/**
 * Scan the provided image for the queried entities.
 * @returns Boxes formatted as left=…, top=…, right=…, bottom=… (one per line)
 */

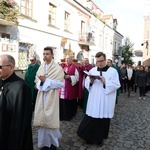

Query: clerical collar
left=0, top=72, right=16, bottom=83
left=97, top=65, right=109, bottom=72
left=30, top=63, right=36, bottom=67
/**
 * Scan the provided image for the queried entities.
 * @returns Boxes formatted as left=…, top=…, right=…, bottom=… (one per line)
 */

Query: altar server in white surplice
left=77, top=52, right=120, bottom=146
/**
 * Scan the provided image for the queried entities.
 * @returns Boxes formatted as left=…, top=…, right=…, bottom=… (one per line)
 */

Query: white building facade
left=0, top=0, right=123, bottom=69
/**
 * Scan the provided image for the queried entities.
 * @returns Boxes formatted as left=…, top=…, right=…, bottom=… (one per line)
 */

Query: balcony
left=0, top=19, right=18, bottom=26
left=113, top=49, right=122, bottom=57
left=78, top=32, right=95, bottom=46
left=113, top=51, right=118, bottom=57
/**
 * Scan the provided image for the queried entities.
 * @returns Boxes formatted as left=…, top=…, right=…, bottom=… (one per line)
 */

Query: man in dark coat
left=0, top=54, right=33, bottom=150
left=126, top=63, right=135, bottom=98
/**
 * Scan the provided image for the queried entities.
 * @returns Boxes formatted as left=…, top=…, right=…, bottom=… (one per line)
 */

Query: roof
left=113, top=19, right=118, bottom=24
left=143, top=58, right=150, bottom=66
left=102, top=14, right=113, bottom=20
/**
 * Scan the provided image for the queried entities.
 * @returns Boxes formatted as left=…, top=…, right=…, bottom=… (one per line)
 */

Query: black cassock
left=0, top=73, right=33, bottom=150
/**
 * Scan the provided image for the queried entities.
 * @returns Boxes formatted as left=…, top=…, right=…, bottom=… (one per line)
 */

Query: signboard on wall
left=2, top=44, right=16, bottom=52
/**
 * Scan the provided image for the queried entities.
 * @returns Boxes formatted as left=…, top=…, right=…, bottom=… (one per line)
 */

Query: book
left=83, top=70, right=101, bottom=79
left=64, top=71, right=67, bottom=75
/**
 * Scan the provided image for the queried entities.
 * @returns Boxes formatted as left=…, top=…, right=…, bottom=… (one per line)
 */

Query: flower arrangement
left=0, top=0, right=19, bottom=23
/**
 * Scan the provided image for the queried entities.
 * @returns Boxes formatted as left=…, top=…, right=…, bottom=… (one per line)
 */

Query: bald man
left=59, top=55, right=79, bottom=121
left=0, top=54, right=33, bottom=150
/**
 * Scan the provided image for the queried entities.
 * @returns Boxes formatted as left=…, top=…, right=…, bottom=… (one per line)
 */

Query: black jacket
left=0, top=73, right=33, bottom=150
left=135, top=71, right=148, bottom=87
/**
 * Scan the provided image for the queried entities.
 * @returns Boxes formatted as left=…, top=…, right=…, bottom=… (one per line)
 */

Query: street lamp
left=115, top=58, right=118, bottom=66
left=141, top=40, right=149, bottom=55
left=121, top=57, right=124, bottom=61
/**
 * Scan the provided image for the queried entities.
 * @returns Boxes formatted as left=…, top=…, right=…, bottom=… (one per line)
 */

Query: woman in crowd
left=135, top=65, right=148, bottom=99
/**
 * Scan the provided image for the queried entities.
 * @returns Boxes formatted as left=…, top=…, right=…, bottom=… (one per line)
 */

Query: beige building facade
left=143, top=0, right=150, bottom=66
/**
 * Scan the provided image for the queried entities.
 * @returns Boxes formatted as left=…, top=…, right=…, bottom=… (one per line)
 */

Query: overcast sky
left=93, top=0, right=145, bottom=50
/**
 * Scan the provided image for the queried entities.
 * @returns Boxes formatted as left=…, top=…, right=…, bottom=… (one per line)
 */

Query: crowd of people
left=0, top=48, right=150, bottom=150
left=119, top=63, right=150, bottom=99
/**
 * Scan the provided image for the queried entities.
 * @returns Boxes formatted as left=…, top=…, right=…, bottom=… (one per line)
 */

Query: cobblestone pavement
left=33, top=91, right=150, bottom=150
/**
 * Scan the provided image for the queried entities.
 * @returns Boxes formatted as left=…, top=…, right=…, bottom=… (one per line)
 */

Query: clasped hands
left=64, top=75, right=71, bottom=80
left=39, top=75, right=47, bottom=82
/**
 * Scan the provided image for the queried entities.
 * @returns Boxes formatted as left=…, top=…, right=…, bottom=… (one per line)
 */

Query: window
left=91, top=31, right=95, bottom=42
left=64, top=11, right=70, bottom=31
left=49, top=3, right=56, bottom=26
left=114, top=41, right=116, bottom=52
left=146, top=30, right=149, bottom=39
left=99, top=35, right=102, bottom=47
left=105, top=37, right=107, bottom=49
left=81, top=21, right=85, bottom=35
left=2, top=33, right=10, bottom=39
left=79, top=21, right=85, bottom=42
left=118, top=43, right=120, bottom=50
left=20, top=0, right=33, bottom=17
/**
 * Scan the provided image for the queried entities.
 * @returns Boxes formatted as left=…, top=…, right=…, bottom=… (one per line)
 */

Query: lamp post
left=141, top=40, right=149, bottom=55
left=121, top=57, right=124, bottom=61
left=115, top=58, right=118, bottom=66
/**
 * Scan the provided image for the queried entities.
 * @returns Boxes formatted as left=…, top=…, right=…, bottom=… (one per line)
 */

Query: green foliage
left=0, top=0, right=19, bottom=23
left=122, top=37, right=134, bottom=64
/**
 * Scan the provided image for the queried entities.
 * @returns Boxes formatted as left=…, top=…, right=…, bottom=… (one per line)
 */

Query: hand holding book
left=83, top=71, right=101, bottom=79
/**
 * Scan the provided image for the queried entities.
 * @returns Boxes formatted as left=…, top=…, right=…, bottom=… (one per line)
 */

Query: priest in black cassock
left=0, top=54, right=33, bottom=150
left=77, top=52, right=120, bottom=146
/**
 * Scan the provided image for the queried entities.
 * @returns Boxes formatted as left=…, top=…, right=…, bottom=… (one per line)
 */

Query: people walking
left=120, top=63, right=127, bottom=93
left=77, top=52, right=120, bottom=146
left=59, top=55, right=79, bottom=121
left=126, top=63, right=135, bottom=98
left=25, top=56, right=40, bottom=111
left=134, top=65, right=140, bottom=93
left=0, top=54, right=33, bottom=150
left=135, top=65, right=148, bottom=99
left=33, top=47, right=64, bottom=150
left=79, top=58, right=93, bottom=112
left=145, top=66, right=150, bottom=93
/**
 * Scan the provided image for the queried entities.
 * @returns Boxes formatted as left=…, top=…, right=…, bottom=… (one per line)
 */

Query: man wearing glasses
left=25, top=56, right=40, bottom=111
left=0, top=54, right=33, bottom=150
left=77, top=52, right=120, bottom=147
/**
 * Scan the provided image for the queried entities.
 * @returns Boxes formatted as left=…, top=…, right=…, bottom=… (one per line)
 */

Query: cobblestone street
left=33, top=91, right=150, bottom=150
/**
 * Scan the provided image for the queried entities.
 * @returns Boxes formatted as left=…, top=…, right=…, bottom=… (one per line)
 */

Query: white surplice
left=85, top=66, right=120, bottom=119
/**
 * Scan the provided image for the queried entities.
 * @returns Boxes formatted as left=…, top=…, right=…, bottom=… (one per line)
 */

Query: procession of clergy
left=4, top=47, right=150, bottom=150
left=30, top=49, right=121, bottom=150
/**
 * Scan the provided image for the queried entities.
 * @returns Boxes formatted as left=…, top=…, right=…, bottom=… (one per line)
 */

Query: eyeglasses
left=96, top=60, right=105, bottom=63
left=30, top=60, right=34, bottom=61
left=0, top=65, right=11, bottom=69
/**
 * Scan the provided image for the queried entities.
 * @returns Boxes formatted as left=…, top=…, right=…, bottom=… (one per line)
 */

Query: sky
left=93, top=0, right=145, bottom=50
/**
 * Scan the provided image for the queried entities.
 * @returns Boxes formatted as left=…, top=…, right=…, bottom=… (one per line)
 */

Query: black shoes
left=98, top=140, right=104, bottom=147
left=40, top=146, right=50, bottom=150
left=86, top=140, right=104, bottom=147
left=40, top=145, right=57, bottom=150
left=86, top=141, right=93, bottom=144
left=50, top=145, right=57, bottom=150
